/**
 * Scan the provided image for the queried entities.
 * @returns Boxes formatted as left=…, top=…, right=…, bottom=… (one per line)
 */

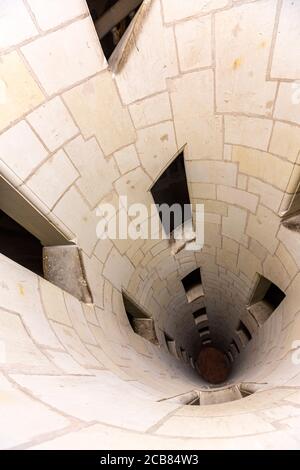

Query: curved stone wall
left=0, top=0, right=300, bottom=449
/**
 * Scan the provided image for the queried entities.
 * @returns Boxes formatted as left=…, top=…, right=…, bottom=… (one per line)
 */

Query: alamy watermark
left=95, top=197, right=204, bottom=251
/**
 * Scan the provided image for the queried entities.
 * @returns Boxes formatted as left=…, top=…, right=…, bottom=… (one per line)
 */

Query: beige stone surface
left=232, top=146, right=293, bottom=192
left=0, top=256, right=62, bottom=349
left=246, top=205, right=279, bottom=254
left=26, top=149, right=78, bottom=209
left=114, top=0, right=167, bottom=104
left=271, top=0, right=300, bottom=79
left=40, top=278, right=72, bottom=326
left=215, top=0, right=277, bottom=115
left=63, top=73, right=135, bottom=156
left=269, top=122, right=300, bottom=163
left=53, top=187, right=98, bottom=256
left=162, top=0, right=229, bottom=23
left=27, top=0, right=87, bottom=31
left=129, top=93, right=172, bottom=129
left=0, top=373, right=69, bottom=449
left=170, top=70, right=223, bottom=159
left=186, top=160, right=237, bottom=186
left=217, top=185, right=258, bottom=213
left=274, top=82, right=300, bottom=125
left=27, top=97, right=79, bottom=152
left=0, top=309, right=58, bottom=374
left=64, top=292, right=97, bottom=345
left=224, top=116, right=273, bottom=151
left=222, top=206, right=247, bottom=244
left=136, top=122, right=177, bottom=178
left=175, top=15, right=212, bottom=72
left=248, top=177, right=283, bottom=213
left=0, top=0, right=37, bottom=50
left=22, top=18, right=106, bottom=95
left=114, top=145, right=140, bottom=175
left=65, top=136, right=119, bottom=207
left=0, top=120, right=48, bottom=179
left=0, top=51, right=44, bottom=131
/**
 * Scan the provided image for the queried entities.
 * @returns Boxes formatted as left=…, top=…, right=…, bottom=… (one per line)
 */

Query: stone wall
left=0, top=0, right=300, bottom=449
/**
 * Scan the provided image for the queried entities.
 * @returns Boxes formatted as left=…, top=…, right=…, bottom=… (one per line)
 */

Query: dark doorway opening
left=151, top=152, right=192, bottom=235
left=87, top=0, right=143, bottom=60
left=0, top=209, right=43, bottom=276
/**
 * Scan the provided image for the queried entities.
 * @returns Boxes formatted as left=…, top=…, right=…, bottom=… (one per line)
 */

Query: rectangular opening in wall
left=0, top=176, right=92, bottom=302
left=247, top=274, right=286, bottom=326
left=236, top=320, right=252, bottom=346
left=122, top=292, right=158, bottom=344
left=151, top=151, right=192, bottom=236
left=87, top=0, right=143, bottom=61
left=0, top=209, right=43, bottom=276
left=181, top=268, right=204, bottom=303
left=231, top=339, right=240, bottom=354
left=192, top=307, right=208, bottom=325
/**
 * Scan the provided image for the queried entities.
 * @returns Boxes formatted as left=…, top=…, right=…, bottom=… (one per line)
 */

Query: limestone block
left=27, top=97, right=78, bottom=152
left=65, top=136, right=119, bottom=208
left=186, top=160, right=237, bottom=186
left=114, top=0, right=167, bottom=104
left=0, top=309, right=59, bottom=374
left=81, top=254, right=104, bottom=308
left=26, top=150, right=79, bottom=209
left=27, top=0, right=87, bottom=31
left=11, top=374, right=180, bottom=432
left=217, top=185, right=258, bottom=213
left=50, top=322, right=101, bottom=368
left=246, top=206, right=279, bottom=254
left=93, top=238, right=113, bottom=264
left=155, top=413, right=274, bottom=438
left=161, top=0, right=229, bottom=23
left=135, top=122, right=177, bottom=178
left=190, top=183, right=216, bottom=200
left=64, top=292, right=97, bottom=345
left=39, top=278, right=72, bottom=326
left=0, top=120, right=48, bottom=180
left=175, top=15, right=212, bottom=72
left=163, top=27, right=179, bottom=78
left=277, top=225, right=300, bottom=268
left=114, top=167, right=153, bottom=206
left=222, top=206, right=247, bottom=244
left=217, top=248, right=238, bottom=274
left=215, top=0, right=277, bottom=115
left=129, top=93, right=172, bottom=129
left=169, top=70, right=223, bottom=159
left=263, top=255, right=289, bottom=292
left=0, top=373, right=68, bottom=449
left=274, top=82, right=300, bottom=125
left=249, top=239, right=268, bottom=262
left=45, top=350, right=90, bottom=375
left=276, top=243, right=298, bottom=279
left=223, top=237, right=239, bottom=254
left=0, top=51, right=44, bottom=132
left=0, top=256, right=62, bottom=349
left=53, top=187, right=98, bottom=256
left=248, top=177, right=283, bottom=213
left=224, top=116, right=273, bottom=151
left=232, top=146, right=293, bottom=191
left=22, top=18, right=106, bottom=95
left=0, top=0, right=37, bottom=49
left=271, top=0, right=300, bottom=79
left=103, top=248, right=134, bottom=291
left=237, top=174, right=247, bottom=190
left=63, top=73, right=135, bottom=156
left=114, top=144, right=139, bottom=175
left=269, top=122, right=300, bottom=163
